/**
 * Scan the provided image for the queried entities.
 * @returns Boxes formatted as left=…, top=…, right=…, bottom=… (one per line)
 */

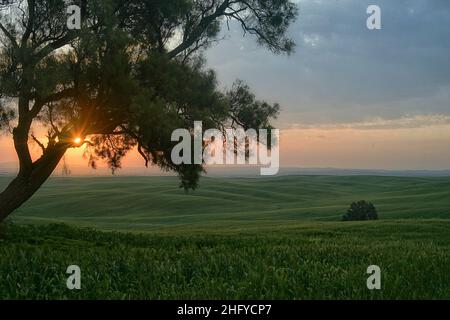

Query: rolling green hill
left=1, top=175, right=449, bottom=299
left=1, top=175, right=450, bottom=231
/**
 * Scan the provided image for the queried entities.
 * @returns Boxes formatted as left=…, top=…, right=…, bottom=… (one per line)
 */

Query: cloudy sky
left=204, top=0, right=450, bottom=170
left=207, top=0, right=450, bottom=127
left=1, top=0, right=450, bottom=172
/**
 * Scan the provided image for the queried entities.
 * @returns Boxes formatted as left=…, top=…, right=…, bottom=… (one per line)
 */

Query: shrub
left=343, top=200, right=378, bottom=221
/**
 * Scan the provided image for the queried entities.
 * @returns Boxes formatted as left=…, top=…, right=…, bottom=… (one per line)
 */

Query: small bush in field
left=343, top=200, right=378, bottom=221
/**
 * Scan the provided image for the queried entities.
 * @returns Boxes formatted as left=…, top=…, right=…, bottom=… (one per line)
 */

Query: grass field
left=3, top=175, right=450, bottom=231
left=0, top=175, right=449, bottom=299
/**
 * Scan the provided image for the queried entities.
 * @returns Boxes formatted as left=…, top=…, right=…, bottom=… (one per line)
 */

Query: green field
left=4, top=175, right=450, bottom=230
left=0, top=175, right=449, bottom=299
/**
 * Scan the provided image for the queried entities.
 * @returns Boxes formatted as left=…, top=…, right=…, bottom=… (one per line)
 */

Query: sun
left=73, top=137, right=82, bottom=145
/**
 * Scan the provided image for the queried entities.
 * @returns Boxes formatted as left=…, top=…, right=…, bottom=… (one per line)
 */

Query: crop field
left=0, top=176, right=449, bottom=299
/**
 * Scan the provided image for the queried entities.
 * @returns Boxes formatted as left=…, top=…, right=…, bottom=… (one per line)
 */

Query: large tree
left=0, top=0, right=297, bottom=221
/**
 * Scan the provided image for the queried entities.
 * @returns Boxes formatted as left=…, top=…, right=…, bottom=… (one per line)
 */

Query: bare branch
left=0, top=21, right=18, bottom=50
left=31, top=133, right=46, bottom=152
left=34, top=32, right=77, bottom=62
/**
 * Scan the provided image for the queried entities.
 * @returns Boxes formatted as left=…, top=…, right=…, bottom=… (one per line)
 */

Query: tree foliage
left=0, top=0, right=298, bottom=220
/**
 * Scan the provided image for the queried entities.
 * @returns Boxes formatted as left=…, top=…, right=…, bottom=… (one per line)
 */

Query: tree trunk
left=0, top=144, right=68, bottom=222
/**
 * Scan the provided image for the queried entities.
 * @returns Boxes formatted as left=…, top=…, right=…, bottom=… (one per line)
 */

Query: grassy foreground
left=1, top=220, right=449, bottom=299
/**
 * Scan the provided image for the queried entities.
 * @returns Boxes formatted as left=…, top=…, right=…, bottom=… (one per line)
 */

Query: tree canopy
left=0, top=0, right=298, bottom=220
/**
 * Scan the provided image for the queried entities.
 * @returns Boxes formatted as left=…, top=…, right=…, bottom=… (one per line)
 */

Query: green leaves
left=227, top=80, right=280, bottom=131
left=0, top=0, right=298, bottom=191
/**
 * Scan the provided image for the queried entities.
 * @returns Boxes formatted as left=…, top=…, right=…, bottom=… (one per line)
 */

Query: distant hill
left=1, top=161, right=450, bottom=177
left=0, top=162, right=18, bottom=175
left=3, top=175, right=450, bottom=231
left=277, top=167, right=450, bottom=177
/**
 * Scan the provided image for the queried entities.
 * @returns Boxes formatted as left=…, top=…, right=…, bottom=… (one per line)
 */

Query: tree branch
left=31, top=133, right=46, bottom=153
left=0, top=21, right=18, bottom=50
left=21, top=0, right=36, bottom=46
left=167, top=0, right=230, bottom=59
left=31, top=88, right=76, bottom=117
left=34, top=32, right=78, bottom=62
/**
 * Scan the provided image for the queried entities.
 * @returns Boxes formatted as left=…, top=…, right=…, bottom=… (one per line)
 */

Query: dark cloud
left=206, top=0, right=450, bottom=127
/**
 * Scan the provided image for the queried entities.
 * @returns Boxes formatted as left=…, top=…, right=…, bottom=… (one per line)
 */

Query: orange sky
left=1, top=117, right=450, bottom=175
